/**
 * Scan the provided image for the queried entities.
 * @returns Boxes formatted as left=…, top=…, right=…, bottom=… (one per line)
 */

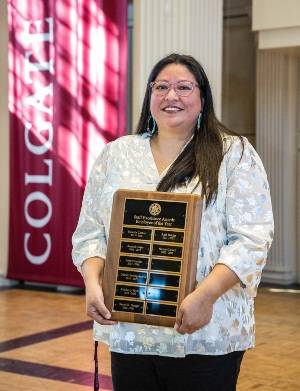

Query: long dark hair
left=136, top=53, right=243, bottom=206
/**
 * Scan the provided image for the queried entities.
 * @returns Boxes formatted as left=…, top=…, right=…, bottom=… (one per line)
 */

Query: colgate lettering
left=23, top=17, right=54, bottom=265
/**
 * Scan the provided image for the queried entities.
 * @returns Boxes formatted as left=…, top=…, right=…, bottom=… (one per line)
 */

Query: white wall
left=253, top=0, right=300, bottom=49
left=253, top=0, right=300, bottom=31
left=0, top=0, right=9, bottom=278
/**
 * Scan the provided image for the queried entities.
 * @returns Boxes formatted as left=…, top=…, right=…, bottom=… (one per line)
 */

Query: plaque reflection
left=149, top=273, right=180, bottom=288
left=146, top=287, right=178, bottom=302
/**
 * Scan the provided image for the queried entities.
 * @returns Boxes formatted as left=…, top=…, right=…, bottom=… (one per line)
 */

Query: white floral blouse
left=72, top=133, right=274, bottom=357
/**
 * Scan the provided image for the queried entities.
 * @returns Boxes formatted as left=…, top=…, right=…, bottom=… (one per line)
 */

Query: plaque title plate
left=103, top=190, right=203, bottom=327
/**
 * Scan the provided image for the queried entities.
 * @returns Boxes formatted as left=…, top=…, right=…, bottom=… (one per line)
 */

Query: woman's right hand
left=85, top=282, right=117, bottom=325
left=82, top=257, right=117, bottom=325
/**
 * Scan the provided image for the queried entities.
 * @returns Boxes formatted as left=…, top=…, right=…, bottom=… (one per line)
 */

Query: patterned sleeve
left=217, top=138, right=274, bottom=297
left=71, top=144, right=110, bottom=273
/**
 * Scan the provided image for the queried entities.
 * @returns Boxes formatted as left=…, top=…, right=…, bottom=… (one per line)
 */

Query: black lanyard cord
left=94, top=341, right=100, bottom=390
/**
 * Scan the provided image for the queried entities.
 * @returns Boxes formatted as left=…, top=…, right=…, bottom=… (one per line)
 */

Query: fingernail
left=105, top=313, right=111, bottom=319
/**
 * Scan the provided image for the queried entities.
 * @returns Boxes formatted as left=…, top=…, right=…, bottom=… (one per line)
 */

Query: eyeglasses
left=150, top=80, right=199, bottom=97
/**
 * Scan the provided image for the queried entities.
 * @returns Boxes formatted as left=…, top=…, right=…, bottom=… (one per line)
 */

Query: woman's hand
left=81, top=257, right=117, bottom=325
left=174, top=264, right=240, bottom=334
left=85, top=281, right=117, bottom=325
left=174, top=288, right=214, bottom=334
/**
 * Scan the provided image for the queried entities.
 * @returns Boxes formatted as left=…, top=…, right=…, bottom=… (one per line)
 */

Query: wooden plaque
left=102, top=189, right=203, bottom=327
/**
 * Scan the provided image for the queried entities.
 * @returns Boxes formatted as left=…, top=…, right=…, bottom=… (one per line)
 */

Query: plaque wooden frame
left=102, top=189, right=203, bottom=327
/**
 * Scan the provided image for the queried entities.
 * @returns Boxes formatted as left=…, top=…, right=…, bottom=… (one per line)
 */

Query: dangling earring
left=147, top=114, right=157, bottom=135
left=197, top=112, right=202, bottom=130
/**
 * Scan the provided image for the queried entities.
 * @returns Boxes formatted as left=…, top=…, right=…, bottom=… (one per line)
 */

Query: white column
left=133, top=0, right=223, bottom=128
left=0, top=0, right=10, bottom=282
left=256, top=50, right=299, bottom=284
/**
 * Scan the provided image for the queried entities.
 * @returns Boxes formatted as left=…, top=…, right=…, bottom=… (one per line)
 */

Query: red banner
left=8, top=0, right=127, bottom=286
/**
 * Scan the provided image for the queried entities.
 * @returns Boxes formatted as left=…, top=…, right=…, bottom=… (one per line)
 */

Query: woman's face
left=150, top=63, right=202, bottom=136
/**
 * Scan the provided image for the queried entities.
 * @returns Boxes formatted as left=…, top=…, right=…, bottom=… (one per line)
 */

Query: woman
left=72, top=53, right=273, bottom=391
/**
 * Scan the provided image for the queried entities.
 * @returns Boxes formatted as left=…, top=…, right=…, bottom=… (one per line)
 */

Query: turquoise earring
left=197, top=113, right=202, bottom=130
left=147, top=115, right=157, bottom=135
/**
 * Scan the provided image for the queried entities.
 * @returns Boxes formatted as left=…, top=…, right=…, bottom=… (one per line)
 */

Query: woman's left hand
left=174, top=264, right=240, bottom=334
left=174, top=287, right=214, bottom=334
